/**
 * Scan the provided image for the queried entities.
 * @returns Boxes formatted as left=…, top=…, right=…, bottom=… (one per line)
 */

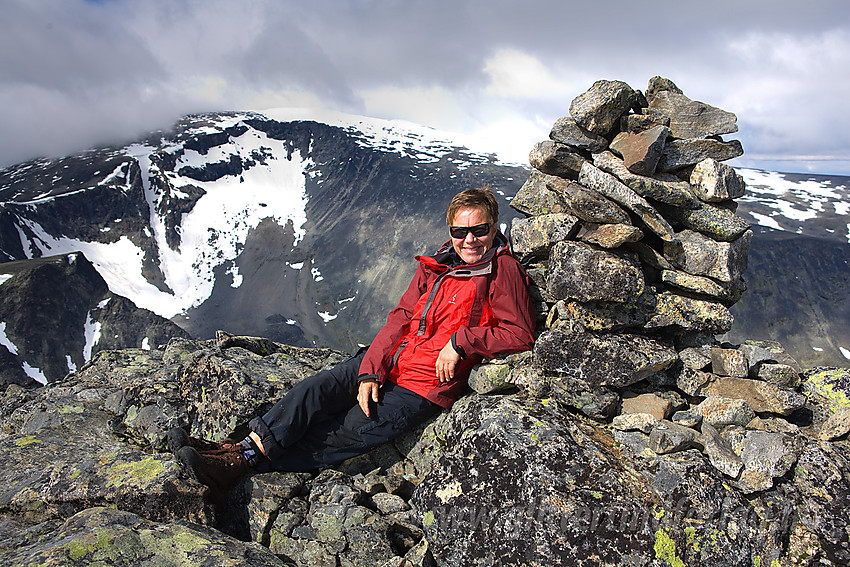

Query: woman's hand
left=436, top=341, right=461, bottom=382
left=357, top=378, right=380, bottom=417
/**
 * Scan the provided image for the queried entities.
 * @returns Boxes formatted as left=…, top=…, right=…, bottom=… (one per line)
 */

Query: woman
left=173, top=186, right=536, bottom=495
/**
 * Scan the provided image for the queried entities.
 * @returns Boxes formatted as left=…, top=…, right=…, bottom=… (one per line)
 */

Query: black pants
left=248, top=350, right=440, bottom=472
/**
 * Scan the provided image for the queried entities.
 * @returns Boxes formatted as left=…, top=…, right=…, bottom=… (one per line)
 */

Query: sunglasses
left=449, top=223, right=491, bottom=239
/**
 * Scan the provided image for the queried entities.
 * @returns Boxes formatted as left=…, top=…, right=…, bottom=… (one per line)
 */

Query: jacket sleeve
left=454, top=254, right=536, bottom=358
left=358, top=263, right=429, bottom=382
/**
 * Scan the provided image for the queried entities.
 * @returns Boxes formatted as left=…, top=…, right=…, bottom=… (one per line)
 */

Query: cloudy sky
left=2, top=0, right=849, bottom=174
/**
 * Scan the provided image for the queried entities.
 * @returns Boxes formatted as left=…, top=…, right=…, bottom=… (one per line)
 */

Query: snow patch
left=0, top=274, right=12, bottom=286
left=142, top=337, right=151, bottom=350
left=288, top=262, right=305, bottom=270
left=840, top=347, right=850, bottom=361
left=83, top=312, right=102, bottom=362
left=312, top=267, right=324, bottom=282
left=66, top=355, right=77, bottom=373
left=22, top=362, right=47, bottom=385
left=318, top=311, right=338, bottom=323
left=0, top=322, right=19, bottom=355
left=227, top=264, right=243, bottom=288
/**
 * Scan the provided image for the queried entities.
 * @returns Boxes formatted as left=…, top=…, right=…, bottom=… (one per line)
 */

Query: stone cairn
left=477, top=76, right=846, bottom=494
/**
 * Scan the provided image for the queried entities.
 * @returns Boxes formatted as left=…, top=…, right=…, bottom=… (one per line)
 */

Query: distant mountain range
left=0, top=110, right=847, bottom=384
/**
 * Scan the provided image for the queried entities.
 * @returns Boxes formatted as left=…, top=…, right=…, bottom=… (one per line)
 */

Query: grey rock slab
left=736, top=430, right=801, bottom=494
left=575, top=222, right=643, bottom=248
left=612, top=412, right=659, bottom=433
left=569, top=79, right=636, bottom=135
left=549, top=116, right=609, bottom=152
left=593, top=150, right=700, bottom=209
left=657, top=138, right=744, bottom=172
left=699, top=377, right=807, bottom=416
left=578, top=162, right=675, bottom=241
left=700, top=423, right=744, bottom=478
left=711, top=347, right=749, bottom=377
left=657, top=200, right=751, bottom=242
left=648, top=89, right=738, bottom=139
left=820, top=406, right=850, bottom=441
left=648, top=419, right=697, bottom=454
left=533, top=326, right=677, bottom=388
left=529, top=141, right=586, bottom=180
left=643, top=289, right=734, bottom=334
left=663, top=228, right=752, bottom=283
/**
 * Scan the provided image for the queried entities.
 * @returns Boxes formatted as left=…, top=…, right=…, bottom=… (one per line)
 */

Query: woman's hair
left=446, top=185, right=499, bottom=225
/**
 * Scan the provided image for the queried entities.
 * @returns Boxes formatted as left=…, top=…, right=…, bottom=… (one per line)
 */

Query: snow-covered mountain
left=1, top=109, right=848, bottom=383
left=0, top=110, right=528, bottom=382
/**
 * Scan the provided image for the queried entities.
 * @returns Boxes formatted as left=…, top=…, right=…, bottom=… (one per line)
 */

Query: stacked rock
left=503, top=76, right=814, bottom=492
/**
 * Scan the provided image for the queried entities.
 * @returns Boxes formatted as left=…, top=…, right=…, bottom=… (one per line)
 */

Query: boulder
left=736, top=430, right=802, bottom=494
left=644, top=289, right=735, bottom=334
left=533, top=326, right=677, bottom=388
left=0, top=507, right=288, bottom=566
left=648, top=90, right=738, bottom=139
left=657, top=138, right=744, bottom=172
left=692, top=396, right=756, bottom=428
left=510, top=213, right=579, bottom=261
left=700, top=423, right=743, bottom=478
left=579, top=162, right=675, bottom=241
left=575, top=222, right=643, bottom=249
left=648, top=420, right=697, bottom=454
left=620, top=109, right=671, bottom=133
left=510, top=170, right=573, bottom=216
left=620, top=391, right=672, bottom=420
left=609, top=125, right=670, bottom=176
left=690, top=158, right=747, bottom=202
left=819, top=406, right=850, bottom=441
left=711, top=347, right=749, bottom=377
left=612, top=412, right=659, bottom=433
left=660, top=269, right=745, bottom=304
left=569, top=79, right=636, bottom=135
left=546, top=240, right=645, bottom=304
left=529, top=141, right=586, bottom=180
left=699, top=377, right=807, bottom=416
left=664, top=229, right=752, bottom=283
left=645, top=76, right=683, bottom=101
left=549, top=116, right=609, bottom=152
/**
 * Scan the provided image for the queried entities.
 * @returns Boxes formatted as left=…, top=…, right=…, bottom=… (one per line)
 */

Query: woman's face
left=450, top=207, right=497, bottom=264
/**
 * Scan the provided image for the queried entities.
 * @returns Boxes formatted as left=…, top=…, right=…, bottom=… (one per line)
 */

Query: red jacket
left=358, top=234, right=536, bottom=408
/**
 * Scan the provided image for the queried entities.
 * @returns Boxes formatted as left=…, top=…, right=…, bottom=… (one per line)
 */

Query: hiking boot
left=167, top=426, right=239, bottom=456
left=176, top=445, right=248, bottom=494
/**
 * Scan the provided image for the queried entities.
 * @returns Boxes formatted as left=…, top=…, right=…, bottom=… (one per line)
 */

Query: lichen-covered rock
left=533, top=326, right=677, bottom=388
left=510, top=213, right=579, bottom=261
left=575, top=222, right=642, bottom=249
left=699, top=377, right=807, bottom=416
left=664, top=228, right=752, bottom=284
left=0, top=506, right=289, bottom=566
left=593, top=150, right=700, bottom=209
left=546, top=240, right=645, bottom=304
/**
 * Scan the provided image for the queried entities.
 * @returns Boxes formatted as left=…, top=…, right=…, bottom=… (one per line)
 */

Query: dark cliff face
left=0, top=253, right=189, bottom=385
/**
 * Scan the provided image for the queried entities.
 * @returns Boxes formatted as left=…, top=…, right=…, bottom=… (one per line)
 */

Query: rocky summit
left=2, top=77, right=850, bottom=567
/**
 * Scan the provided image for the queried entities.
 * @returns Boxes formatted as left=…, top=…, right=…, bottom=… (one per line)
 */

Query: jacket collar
left=419, top=232, right=509, bottom=271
